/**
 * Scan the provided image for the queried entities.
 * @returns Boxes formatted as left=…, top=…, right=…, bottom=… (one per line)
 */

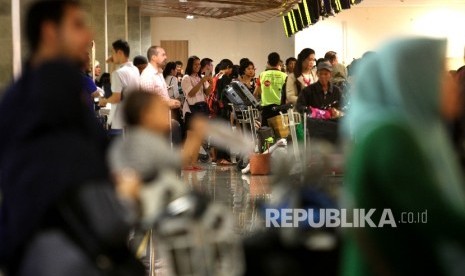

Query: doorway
left=161, top=40, right=189, bottom=70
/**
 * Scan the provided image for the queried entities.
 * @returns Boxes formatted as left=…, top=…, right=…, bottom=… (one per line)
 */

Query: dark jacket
left=0, top=60, right=143, bottom=275
left=296, top=81, right=341, bottom=112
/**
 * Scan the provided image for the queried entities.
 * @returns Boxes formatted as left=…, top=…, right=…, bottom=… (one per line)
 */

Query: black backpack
left=280, top=76, right=288, bottom=105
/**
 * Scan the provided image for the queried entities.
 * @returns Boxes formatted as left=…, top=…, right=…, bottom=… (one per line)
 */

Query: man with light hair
left=140, top=46, right=182, bottom=145
left=140, top=46, right=181, bottom=110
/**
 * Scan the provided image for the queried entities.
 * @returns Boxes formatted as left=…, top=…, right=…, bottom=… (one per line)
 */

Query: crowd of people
left=3, top=0, right=465, bottom=275
left=86, top=38, right=353, bottom=167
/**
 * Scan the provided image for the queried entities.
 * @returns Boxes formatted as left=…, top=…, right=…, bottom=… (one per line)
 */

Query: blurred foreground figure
left=342, top=38, right=465, bottom=276
left=0, top=1, right=144, bottom=275
left=108, top=92, right=245, bottom=275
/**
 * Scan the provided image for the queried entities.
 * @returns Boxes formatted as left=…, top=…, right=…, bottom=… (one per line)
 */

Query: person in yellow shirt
left=254, top=52, right=287, bottom=126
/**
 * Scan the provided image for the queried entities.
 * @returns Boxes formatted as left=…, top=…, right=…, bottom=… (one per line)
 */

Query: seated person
left=297, top=62, right=342, bottom=143
left=296, top=61, right=342, bottom=114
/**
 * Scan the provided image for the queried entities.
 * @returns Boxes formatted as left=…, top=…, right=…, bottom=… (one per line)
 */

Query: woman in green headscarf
left=342, top=38, right=465, bottom=276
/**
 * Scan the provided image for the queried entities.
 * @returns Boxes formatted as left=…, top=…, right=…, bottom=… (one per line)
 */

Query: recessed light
left=186, top=15, right=194, bottom=19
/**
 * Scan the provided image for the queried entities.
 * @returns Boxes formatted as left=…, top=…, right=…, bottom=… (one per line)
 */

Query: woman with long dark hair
left=286, top=48, right=317, bottom=105
left=163, top=61, right=180, bottom=100
left=164, top=61, right=182, bottom=123
left=181, top=56, right=212, bottom=129
left=180, top=56, right=213, bottom=170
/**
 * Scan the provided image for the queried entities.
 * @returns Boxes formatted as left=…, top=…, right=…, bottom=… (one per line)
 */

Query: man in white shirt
left=140, top=46, right=181, bottom=109
left=99, top=39, right=140, bottom=137
left=140, top=46, right=182, bottom=145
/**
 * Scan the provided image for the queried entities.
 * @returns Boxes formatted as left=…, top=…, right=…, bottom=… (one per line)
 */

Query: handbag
left=58, top=182, right=145, bottom=275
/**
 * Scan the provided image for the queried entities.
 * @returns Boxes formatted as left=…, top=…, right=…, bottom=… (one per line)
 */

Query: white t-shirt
left=109, top=62, right=140, bottom=130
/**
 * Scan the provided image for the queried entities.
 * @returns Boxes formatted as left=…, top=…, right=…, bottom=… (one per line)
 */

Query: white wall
left=295, top=3, right=465, bottom=69
left=151, top=17, right=294, bottom=73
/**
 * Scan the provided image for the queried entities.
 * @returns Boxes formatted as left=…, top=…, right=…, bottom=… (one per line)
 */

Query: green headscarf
left=343, top=37, right=465, bottom=210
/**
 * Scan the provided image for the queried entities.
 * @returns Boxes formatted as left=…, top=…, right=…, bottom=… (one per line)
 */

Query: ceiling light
left=186, top=15, right=194, bottom=19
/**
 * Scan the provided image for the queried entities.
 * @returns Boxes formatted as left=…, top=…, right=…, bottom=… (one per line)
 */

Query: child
left=108, top=91, right=208, bottom=271
left=108, top=91, right=206, bottom=203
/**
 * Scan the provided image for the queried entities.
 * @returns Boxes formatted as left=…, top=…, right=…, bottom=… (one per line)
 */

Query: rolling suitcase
left=223, top=81, right=260, bottom=108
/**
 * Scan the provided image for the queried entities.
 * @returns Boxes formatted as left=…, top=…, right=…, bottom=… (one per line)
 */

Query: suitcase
left=224, top=85, right=246, bottom=106
left=224, top=81, right=260, bottom=108
left=307, top=118, right=339, bottom=144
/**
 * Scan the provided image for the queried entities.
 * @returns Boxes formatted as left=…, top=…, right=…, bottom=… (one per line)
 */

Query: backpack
left=280, top=76, right=288, bottom=105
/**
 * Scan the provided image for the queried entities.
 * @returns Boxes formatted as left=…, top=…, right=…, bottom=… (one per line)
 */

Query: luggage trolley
left=224, top=81, right=261, bottom=148
left=237, top=106, right=260, bottom=147
left=271, top=104, right=304, bottom=164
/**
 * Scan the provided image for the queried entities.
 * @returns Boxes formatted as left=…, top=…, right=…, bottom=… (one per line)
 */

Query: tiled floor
left=182, top=164, right=272, bottom=235
left=181, top=164, right=343, bottom=235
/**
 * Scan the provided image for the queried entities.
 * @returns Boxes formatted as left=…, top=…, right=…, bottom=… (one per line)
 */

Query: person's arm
left=184, top=76, right=211, bottom=98
left=83, top=75, right=103, bottom=98
left=254, top=77, right=262, bottom=99
left=204, top=79, right=213, bottom=96
left=168, top=99, right=181, bottom=109
left=99, top=92, right=121, bottom=106
left=354, top=123, right=465, bottom=238
left=91, top=87, right=104, bottom=98
left=286, top=74, right=298, bottom=105
left=167, top=76, right=176, bottom=99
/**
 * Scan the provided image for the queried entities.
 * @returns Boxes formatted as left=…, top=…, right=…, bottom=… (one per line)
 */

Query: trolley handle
left=280, top=111, right=302, bottom=127
left=272, top=104, right=293, bottom=113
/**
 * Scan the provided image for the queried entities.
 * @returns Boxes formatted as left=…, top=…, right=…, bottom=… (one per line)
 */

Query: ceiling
left=127, top=0, right=301, bottom=23
left=356, top=0, right=465, bottom=6
left=128, top=0, right=465, bottom=22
